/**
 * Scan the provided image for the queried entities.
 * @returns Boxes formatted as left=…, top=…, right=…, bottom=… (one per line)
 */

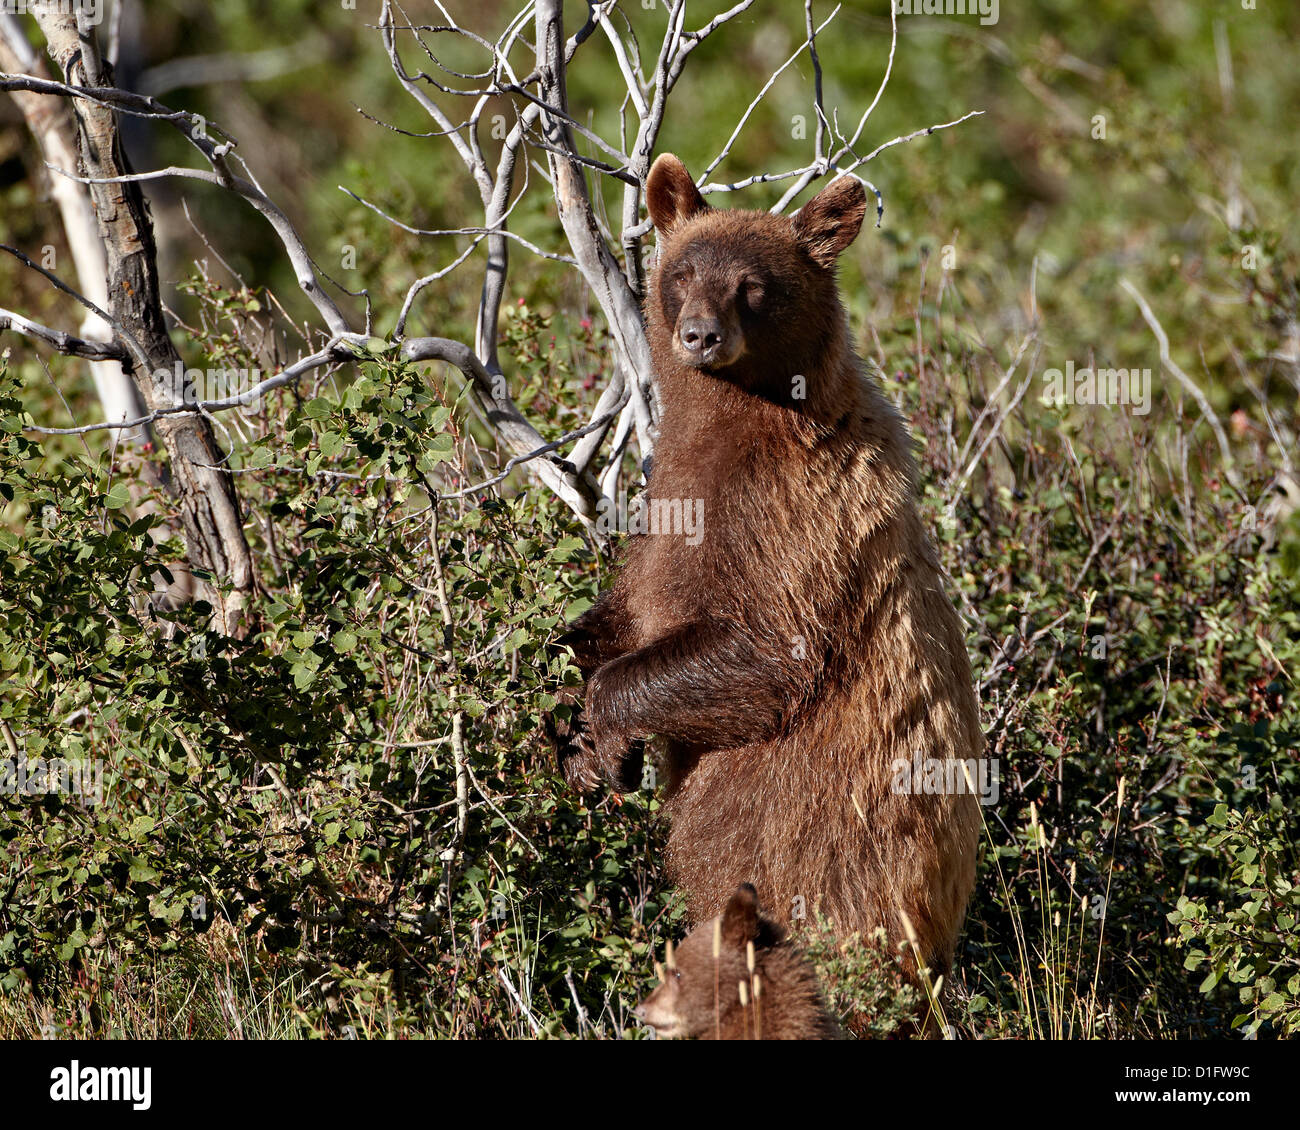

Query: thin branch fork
left=401, top=336, right=606, bottom=526
left=1, top=242, right=149, bottom=368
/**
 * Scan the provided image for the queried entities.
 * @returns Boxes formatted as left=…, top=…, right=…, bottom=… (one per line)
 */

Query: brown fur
left=636, top=884, right=843, bottom=1040
left=552, top=154, right=983, bottom=986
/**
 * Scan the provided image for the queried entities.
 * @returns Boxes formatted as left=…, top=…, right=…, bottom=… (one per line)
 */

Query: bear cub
left=636, top=883, right=843, bottom=1040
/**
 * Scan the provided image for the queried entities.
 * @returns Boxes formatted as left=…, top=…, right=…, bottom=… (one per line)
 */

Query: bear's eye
left=740, top=277, right=766, bottom=308
left=671, top=268, right=693, bottom=290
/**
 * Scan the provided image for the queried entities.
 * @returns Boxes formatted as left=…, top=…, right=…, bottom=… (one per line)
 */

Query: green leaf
left=128, top=859, right=159, bottom=884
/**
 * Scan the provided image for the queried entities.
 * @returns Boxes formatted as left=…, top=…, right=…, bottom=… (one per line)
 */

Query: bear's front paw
left=559, top=734, right=606, bottom=793
left=544, top=695, right=602, bottom=793
left=555, top=723, right=644, bottom=794
left=583, top=665, right=646, bottom=793
left=584, top=724, right=645, bottom=794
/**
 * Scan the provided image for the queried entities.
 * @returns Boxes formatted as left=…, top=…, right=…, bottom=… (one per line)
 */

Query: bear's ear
left=646, top=153, right=708, bottom=235
left=792, top=176, right=868, bottom=268
left=720, top=883, right=762, bottom=948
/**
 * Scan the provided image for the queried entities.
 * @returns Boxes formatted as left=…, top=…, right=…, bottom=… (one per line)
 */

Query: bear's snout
left=675, top=313, right=741, bottom=370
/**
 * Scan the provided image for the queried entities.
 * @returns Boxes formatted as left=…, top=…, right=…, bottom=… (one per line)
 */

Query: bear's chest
left=621, top=434, right=816, bottom=643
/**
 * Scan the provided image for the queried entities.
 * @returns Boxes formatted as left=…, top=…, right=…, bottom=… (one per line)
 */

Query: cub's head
left=634, top=883, right=785, bottom=1039
left=645, top=153, right=867, bottom=384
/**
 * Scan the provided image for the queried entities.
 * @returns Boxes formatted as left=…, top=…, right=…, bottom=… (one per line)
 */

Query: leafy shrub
left=1171, top=803, right=1300, bottom=1038
left=0, top=352, right=671, bottom=1038
left=801, top=920, right=920, bottom=1039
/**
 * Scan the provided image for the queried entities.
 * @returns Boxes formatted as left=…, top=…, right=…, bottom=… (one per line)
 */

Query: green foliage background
left=0, top=0, right=1297, bottom=1038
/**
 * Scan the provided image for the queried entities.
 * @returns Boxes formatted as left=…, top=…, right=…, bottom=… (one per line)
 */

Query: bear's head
left=644, top=153, right=867, bottom=392
left=634, top=883, right=785, bottom=1039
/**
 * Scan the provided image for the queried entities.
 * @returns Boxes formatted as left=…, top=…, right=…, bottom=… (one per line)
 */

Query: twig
left=23, top=338, right=365, bottom=434
left=429, top=503, right=469, bottom=853
left=437, top=411, right=619, bottom=500
left=497, top=966, right=542, bottom=1036
left=1119, top=277, right=1245, bottom=496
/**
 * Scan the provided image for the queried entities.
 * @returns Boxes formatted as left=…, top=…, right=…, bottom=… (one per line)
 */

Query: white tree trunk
left=0, top=12, right=146, bottom=441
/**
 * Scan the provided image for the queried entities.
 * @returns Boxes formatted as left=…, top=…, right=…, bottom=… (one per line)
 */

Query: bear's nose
left=679, top=316, right=724, bottom=360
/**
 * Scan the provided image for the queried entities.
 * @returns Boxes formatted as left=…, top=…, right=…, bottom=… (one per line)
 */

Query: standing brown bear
left=552, top=154, right=984, bottom=988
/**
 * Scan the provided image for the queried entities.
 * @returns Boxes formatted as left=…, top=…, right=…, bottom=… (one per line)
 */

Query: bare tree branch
left=700, top=4, right=841, bottom=184
left=21, top=338, right=365, bottom=435
left=0, top=308, right=128, bottom=364
left=0, top=70, right=351, bottom=336
left=438, top=411, right=621, bottom=501
left=0, top=242, right=147, bottom=365
left=1120, top=277, right=1246, bottom=497
left=401, top=336, right=606, bottom=527
left=533, top=0, right=654, bottom=448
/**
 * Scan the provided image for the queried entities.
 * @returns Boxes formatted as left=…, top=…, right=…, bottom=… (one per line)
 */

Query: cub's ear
left=720, top=883, right=762, bottom=948
left=646, top=153, right=708, bottom=235
left=792, top=175, right=868, bottom=268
